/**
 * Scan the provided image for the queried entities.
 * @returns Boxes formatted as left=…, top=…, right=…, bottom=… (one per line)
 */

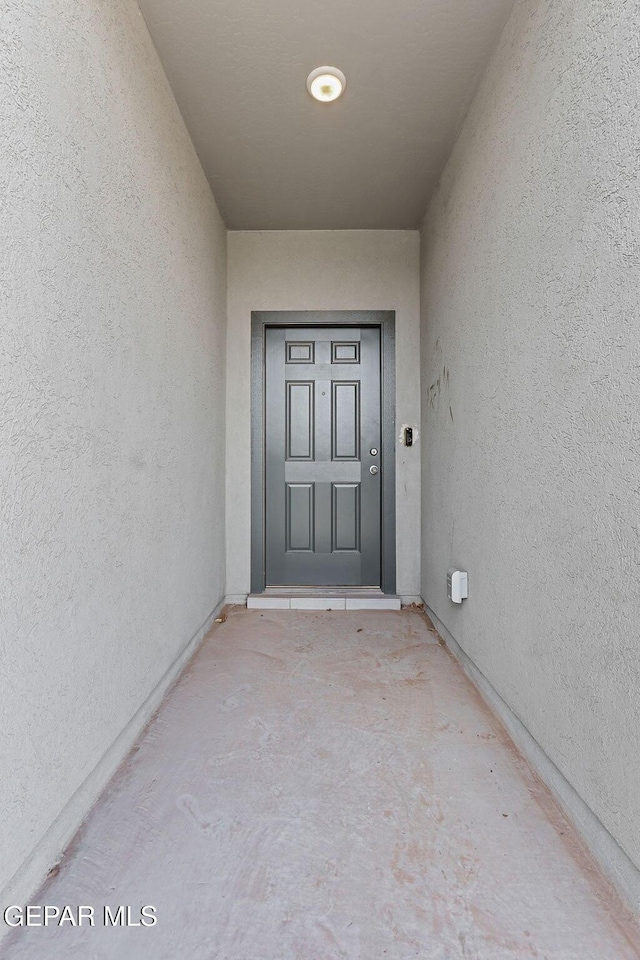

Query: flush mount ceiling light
left=306, top=66, right=346, bottom=103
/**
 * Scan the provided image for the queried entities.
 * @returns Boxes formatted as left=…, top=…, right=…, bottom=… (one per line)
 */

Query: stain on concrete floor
left=3, top=607, right=639, bottom=959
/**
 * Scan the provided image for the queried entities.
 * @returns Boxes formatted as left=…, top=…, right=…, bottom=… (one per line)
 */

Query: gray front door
left=265, top=326, right=381, bottom=586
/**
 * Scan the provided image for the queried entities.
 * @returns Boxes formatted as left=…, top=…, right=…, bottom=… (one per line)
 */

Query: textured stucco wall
left=421, top=0, right=640, bottom=870
left=0, top=0, right=227, bottom=896
left=226, top=231, right=421, bottom=601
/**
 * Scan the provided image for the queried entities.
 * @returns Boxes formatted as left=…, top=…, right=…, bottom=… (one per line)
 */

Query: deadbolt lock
left=369, top=465, right=379, bottom=475
left=370, top=447, right=378, bottom=456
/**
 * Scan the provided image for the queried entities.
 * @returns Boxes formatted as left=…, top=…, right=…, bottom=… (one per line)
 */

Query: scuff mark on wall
left=426, top=365, right=452, bottom=423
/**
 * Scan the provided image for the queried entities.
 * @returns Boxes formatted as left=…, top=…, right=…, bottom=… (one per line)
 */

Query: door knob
left=369, top=465, right=379, bottom=475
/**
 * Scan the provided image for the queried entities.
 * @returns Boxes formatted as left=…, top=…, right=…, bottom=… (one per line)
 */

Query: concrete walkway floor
left=3, top=607, right=639, bottom=959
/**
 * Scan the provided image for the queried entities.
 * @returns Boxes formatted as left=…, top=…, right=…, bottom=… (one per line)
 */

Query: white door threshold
left=247, top=594, right=402, bottom=611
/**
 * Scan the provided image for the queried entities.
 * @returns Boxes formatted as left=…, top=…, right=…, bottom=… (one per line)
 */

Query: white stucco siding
left=0, top=0, right=227, bottom=898
left=226, top=230, right=421, bottom=602
left=420, top=0, right=640, bottom=870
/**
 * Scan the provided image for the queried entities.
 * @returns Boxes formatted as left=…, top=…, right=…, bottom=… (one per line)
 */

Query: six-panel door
left=265, top=326, right=381, bottom=586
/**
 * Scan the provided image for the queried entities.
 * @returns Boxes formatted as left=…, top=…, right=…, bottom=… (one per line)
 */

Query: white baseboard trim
left=0, top=596, right=226, bottom=927
left=247, top=594, right=401, bottom=611
left=228, top=593, right=423, bottom=609
left=224, top=593, right=248, bottom=605
left=424, top=603, right=640, bottom=916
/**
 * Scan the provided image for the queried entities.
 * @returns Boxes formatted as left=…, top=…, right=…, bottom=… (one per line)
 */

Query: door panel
left=332, top=483, right=360, bottom=552
left=286, top=382, right=314, bottom=460
left=265, top=326, right=381, bottom=586
left=332, top=382, right=360, bottom=460
left=286, top=483, right=314, bottom=551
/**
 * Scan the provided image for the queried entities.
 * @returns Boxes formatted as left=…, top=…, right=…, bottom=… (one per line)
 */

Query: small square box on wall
left=447, top=570, right=468, bottom=604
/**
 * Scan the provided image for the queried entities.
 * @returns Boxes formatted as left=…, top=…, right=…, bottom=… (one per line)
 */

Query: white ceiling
left=138, top=0, right=516, bottom=230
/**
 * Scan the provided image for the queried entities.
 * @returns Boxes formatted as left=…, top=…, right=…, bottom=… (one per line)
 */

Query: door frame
left=250, top=310, right=396, bottom=595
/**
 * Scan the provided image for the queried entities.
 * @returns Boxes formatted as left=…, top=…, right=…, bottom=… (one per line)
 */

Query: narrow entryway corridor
left=3, top=608, right=637, bottom=960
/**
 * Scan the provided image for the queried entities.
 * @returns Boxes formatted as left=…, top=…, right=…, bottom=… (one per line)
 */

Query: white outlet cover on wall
left=447, top=570, right=468, bottom=603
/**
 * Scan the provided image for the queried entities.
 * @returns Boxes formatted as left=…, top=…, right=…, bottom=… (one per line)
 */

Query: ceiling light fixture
left=306, top=66, right=346, bottom=103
